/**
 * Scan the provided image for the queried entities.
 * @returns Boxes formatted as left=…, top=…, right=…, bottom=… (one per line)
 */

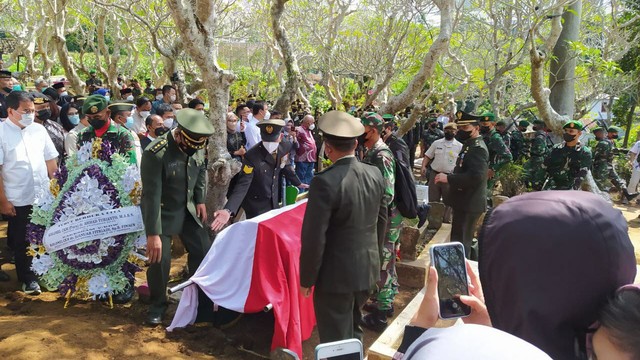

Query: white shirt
left=243, top=114, right=262, bottom=149
left=630, top=141, right=640, bottom=155
left=131, top=109, right=148, bottom=134
left=0, top=120, right=58, bottom=206
left=64, top=122, right=87, bottom=157
left=425, top=137, right=462, bottom=174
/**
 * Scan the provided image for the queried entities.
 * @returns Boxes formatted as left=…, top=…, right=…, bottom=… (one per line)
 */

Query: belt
left=430, top=168, right=450, bottom=175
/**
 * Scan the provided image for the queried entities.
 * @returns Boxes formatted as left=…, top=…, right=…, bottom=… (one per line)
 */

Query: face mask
left=610, top=134, right=619, bottom=139
left=169, top=95, right=177, bottom=102
left=480, top=126, right=491, bottom=134
left=139, top=111, right=150, bottom=119
left=429, top=123, right=437, bottom=128
left=125, top=116, right=134, bottom=129
left=262, top=141, right=279, bottom=154
left=163, top=118, right=174, bottom=129
left=3, top=87, right=13, bottom=93
left=156, top=95, right=163, bottom=101
left=457, top=129, right=472, bottom=141
left=444, top=132, right=455, bottom=140
left=126, top=95, right=134, bottom=101
left=88, top=117, right=107, bottom=129
left=104, top=95, right=111, bottom=102
left=12, top=85, right=22, bottom=91
left=199, top=110, right=205, bottom=115
left=264, top=110, right=271, bottom=120
left=179, top=142, right=197, bottom=156
left=309, top=124, right=316, bottom=131
left=68, top=114, right=80, bottom=125
left=36, top=109, right=52, bottom=120
left=19, top=113, right=35, bottom=127
left=60, top=91, right=68, bottom=97
left=532, top=126, right=541, bottom=131
left=154, top=127, right=168, bottom=137
left=563, top=133, right=577, bottom=142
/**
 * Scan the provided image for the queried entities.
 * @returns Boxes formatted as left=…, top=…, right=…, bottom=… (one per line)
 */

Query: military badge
left=90, top=105, right=98, bottom=114
left=243, top=164, right=254, bottom=174
left=266, top=125, right=274, bottom=134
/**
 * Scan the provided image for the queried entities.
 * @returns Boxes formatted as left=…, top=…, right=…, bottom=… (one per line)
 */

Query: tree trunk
left=623, top=95, right=638, bottom=147
left=166, top=0, right=238, bottom=231
left=549, top=0, right=582, bottom=119
left=271, top=0, right=301, bottom=114
left=380, top=0, right=454, bottom=115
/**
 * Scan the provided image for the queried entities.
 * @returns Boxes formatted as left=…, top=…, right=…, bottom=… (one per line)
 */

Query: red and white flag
left=168, top=200, right=316, bottom=357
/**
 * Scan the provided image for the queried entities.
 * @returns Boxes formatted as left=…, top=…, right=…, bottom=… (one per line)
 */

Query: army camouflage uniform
left=421, top=126, right=444, bottom=154
left=510, top=129, right=528, bottom=162
left=543, top=142, right=593, bottom=190
left=523, top=130, right=549, bottom=190
left=499, top=131, right=511, bottom=150
left=78, top=122, right=137, bottom=165
left=592, top=138, right=627, bottom=191
left=483, top=129, right=512, bottom=192
left=363, top=139, right=401, bottom=312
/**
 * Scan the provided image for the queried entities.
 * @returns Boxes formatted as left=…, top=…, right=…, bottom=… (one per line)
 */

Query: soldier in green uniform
left=140, top=108, right=214, bottom=325
left=479, top=113, right=512, bottom=195
left=592, top=126, right=638, bottom=200
left=523, top=119, right=550, bottom=190
left=495, top=120, right=511, bottom=149
left=79, top=95, right=136, bottom=164
left=543, top=120, right=592, bottom=190
left=360, top=113, right=402, bottom=332
left=510, top=120, right=529, bottom=162
left=435, top=111, right=488, bottom=259
left=421, top=117, right=444, bottom=158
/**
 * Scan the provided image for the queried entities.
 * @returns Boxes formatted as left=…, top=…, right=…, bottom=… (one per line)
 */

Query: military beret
left=319, top=110, right=364, bottom=139
left=518, top=120, right=530, bottom=127
left=532, top=119, right=546, bottom=126
left=592, top=126, right=604, bottom=133
left=29, top=92, right=50, bottom=105
left=496, top=120, right=507, bottom=126
left=361, top=112, right=384, bottom=130
left=257, top=118, right=286, bottom=142
left=0, top=70, right=11, bottom=79
left=52, top=82, right=65, bottom=90
left=426, top=117, right=437, bottom=123
left=120, top=88, right=132, bottom=95
left=563, top=120, right=584, bottom=131
left=444, top=122, right=457, bottom=130
left=82, top=95, right=109, bottom=115
left=382, top=113, right=395, bottom=121
left=455, top=110, right=481, bottom=125
left=480, top=112, right=496, bottom=122
left=90, top=69, right=97, bottom=74
left=607, top=126, right=622, bottom=133
left=176, top=108, right=215, bottom=148
left=107, top=102, right=134, bottom=113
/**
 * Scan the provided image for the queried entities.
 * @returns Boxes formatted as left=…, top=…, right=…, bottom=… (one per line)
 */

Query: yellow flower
left=91, top=138, right=103, bottom=159
left=129, top=181, right=142, bottom=206
left=49, top=179, right=60, bottom=198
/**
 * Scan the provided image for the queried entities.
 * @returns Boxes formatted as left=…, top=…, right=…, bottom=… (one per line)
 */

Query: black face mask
left=357, top=133, right=367, bottom=148
left=480, top=126, right=491, bottom=134
left=155, top=127, right=168, bottom=137
left=457, top=129, right=472, bottom=141
left=36, top=109, right=52, bottom=120
left=88, top=117, right=107, bottom=129
left=429, top=123, right=437, bottom=129
left=444, top=132, right=455, bottom=140
left=563, top=133, right=577, bottom=142
left=610, top=134, right=619, bottom=140
left=2, top=87, right=12, bottom=93
left=532, top=126, right=541, bottom=132
left=179, top=143, right=197, bottom=156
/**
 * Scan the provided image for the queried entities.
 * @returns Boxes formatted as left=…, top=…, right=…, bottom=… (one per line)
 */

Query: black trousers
left=314, top=289, right=369, bottom=348
left=450, top=210, right=483, bottom=259
left=7, top=205, right=36, bottom=283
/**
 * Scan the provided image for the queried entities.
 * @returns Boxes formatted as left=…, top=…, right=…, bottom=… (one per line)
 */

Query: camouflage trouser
left=375, top=207, right=403, bottom=311
left=593, top=163, right=610, bottom=191
left=523, top=157, right=546, bottom=191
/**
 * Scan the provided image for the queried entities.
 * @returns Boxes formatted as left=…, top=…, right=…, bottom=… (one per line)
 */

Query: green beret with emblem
left=480, top=112, right=496, bottom=123
left=257, top=118, right=286, bottom=142
left=319, top=110, right=364, bottom=139
left=518, top=120, right=530, bottom=127
left=562, top=120, right=584, bottom=131
left=29, top=92, right=50, bottom=105
left=82, top=95, right=109, bottom=115
left=592, top=126, right=604, bottom=133
left=607, top=126, right=622, bottom=134
left=361, top=112, right=384, bottom=131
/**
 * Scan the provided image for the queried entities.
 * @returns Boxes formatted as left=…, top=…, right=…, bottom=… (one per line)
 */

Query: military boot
left=623, top=188, right=639, bottom=201
left=361, top=308, right=388, bottom=332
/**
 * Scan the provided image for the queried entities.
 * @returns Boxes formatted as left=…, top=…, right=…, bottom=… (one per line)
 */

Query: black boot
left=416, top=204, right=430, bottom=228
left=112, top=281, right=135, bottom=304
left=623, top=188, right=639, bottom=201
left=362, top=302, right=394, bottom=317
left=361, top=309, right=388, bottom=332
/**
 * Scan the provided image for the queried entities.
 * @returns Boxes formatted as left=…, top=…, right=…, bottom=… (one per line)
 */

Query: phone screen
left=431, top=243, right=471, bottom=319
left=315, top=339, right=363, bottom=360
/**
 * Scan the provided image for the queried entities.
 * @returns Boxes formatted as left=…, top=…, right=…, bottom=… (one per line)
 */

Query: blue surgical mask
left=104, top=95, right=111, bottom=101
left=69, top=114, right=80, bottom=125
left=125, top=116, right=134, bottom=129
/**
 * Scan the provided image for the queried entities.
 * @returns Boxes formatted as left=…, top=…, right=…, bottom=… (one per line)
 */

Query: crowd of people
left=0, top=68, right=638, bottom=359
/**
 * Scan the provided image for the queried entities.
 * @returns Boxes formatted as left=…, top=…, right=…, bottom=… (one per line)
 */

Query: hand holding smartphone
left=429, top=242, right=471, bottom=319
left=315, top=339, right=363, bottom=360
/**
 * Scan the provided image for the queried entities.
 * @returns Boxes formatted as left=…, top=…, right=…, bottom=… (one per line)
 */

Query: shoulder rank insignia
left=243, top=164, right=254, bottom=174
left=149, top=139, right=168, bottom=154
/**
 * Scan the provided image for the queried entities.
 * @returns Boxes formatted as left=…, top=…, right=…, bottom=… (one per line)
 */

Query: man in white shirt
left=421, top=122, right=462, bottom=223
left=0, top=91, right=58, bottom=294
left=131, top=97, right=152, bottom=137
left=626, top=138, right=640, bottom=204
left=244, top=101, right=268, bottom=149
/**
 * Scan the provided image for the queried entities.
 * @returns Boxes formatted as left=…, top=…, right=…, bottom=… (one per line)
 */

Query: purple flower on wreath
left=99, top=140, right=116, bottom=163
left=54, top=166, right=68, bottom=187
left=55, top=234, right=126, bottom=271
left=121, top=261, right=140, bottom=282
left=58, top=274, right=78, bottom=296
left=26, top=223, right=46, bottom=246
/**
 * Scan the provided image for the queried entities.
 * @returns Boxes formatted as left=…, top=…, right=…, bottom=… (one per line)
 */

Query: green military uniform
left=480, top=113, right=512, bottom=193
left=543, top=121, right=592, bottom=190
left=421, top=118, right=444, bottom=153
left=79, top=95, right=137, bottom=164
left=361, top=113, right=402, bottom=317
left=140, top=108, right=214, bottom=321
left=510, top=120, right=529, bottom=162
left=523, top=119, right=550, bottom=190
left=592, top=126, right=628, bottom=192
left=496, top=120, right=511, bottom=149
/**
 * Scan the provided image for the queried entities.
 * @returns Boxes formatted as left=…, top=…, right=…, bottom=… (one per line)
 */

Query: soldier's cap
left=73, top=96, right=87, bottom=115
left=592, top=126, right=605, bottom=133
left=0, top=70, right=11, bottom=79
left=107, top=102, right=134, bottom=113
left=532, top=119, right=546, bottom=126
left=52, top=81, right=65, bottom=90
left=444, top=122, right=457, bottom=130
left=257, top=118, right=286, bottom=142
left=455, top=110, right=482, bottom=125
left=90, top=69, right=97, bottom=74
left=120, top=88, right=132, bottom=95
left=361, top=112, right=384, bottom=131
left=518, top=120, right=530, bottom=127
left=562, top=120, right=584, bottom=131
left=607, top=126, right=623, bottom=134
left=480, top=112, right=496, bottom=123
left=496, top=120, right=507, bottom=126
left=319, top=110, right=364, bottom=139
left=82, top=95, right=110, bottom=115
left=29, top=92, right=50, bottom=105
left=382, top=113, right=395, bottom=121
left=426, top=117, right=437, bottom=123
left=176, top=108, right=215, bottom=149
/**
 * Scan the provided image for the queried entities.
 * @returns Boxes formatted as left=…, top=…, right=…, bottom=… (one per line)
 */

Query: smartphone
left=429, top=242, right=471, bottom=319
left=315, top=339, right=363, bottom=360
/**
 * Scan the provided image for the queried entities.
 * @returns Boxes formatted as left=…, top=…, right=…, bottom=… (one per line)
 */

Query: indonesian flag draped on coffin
left=168, top=200, right=316, bottom=357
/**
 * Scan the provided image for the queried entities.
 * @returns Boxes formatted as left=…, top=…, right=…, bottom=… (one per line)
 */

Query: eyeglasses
left=17, top=109, right=36, bottom=115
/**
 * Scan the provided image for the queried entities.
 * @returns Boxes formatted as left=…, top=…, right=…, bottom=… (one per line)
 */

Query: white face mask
left=60, top=91, right=68, bottom=97
left=156, top=95, right=163, bottom=101
left=139, top=111, right=150, bottom=119
left=309, top=124, right=316, bottom=131
left=169, top=94, right=177, bottom=102
left=163, top=118, right=174, bottom=128
left=19, top=113, right=35, bottom=127
left=264, top=110, right=271, bottom=120
left=126, top=95, right=134, bottom=101
left=262, top=141, right=279, bottom=154
left=105, top=95, right=111, bottom=101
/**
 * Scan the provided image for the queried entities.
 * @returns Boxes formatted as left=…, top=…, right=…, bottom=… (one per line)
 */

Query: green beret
left=480, top=112, right=496, bottom=122
left=319, top=110, right=364, bottom=139
left=518, top=120, right=530, bottom=127
left=361, top=112, right=384, bottom=130
left=592, top=126, right=604, bottom=133
left=426, top=117, right=437, bottom=123
left=82, top=95, right=109, bottom=115
left=532, top=119, right=546, bottom=126
left=256, top=118, right=286, bottom=142
left=607, top=126, right=622, bottom=133
left=107, top=102, right=133, bottom=113
left=562, top=120, right=584, bottom=131
left=496, top=120, right=507, bottom=126
left=455, top=110, right=481, bottom=125
left=382, top=113, right=395, bottom=121
left=176, top=108, right=215, bottom=147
